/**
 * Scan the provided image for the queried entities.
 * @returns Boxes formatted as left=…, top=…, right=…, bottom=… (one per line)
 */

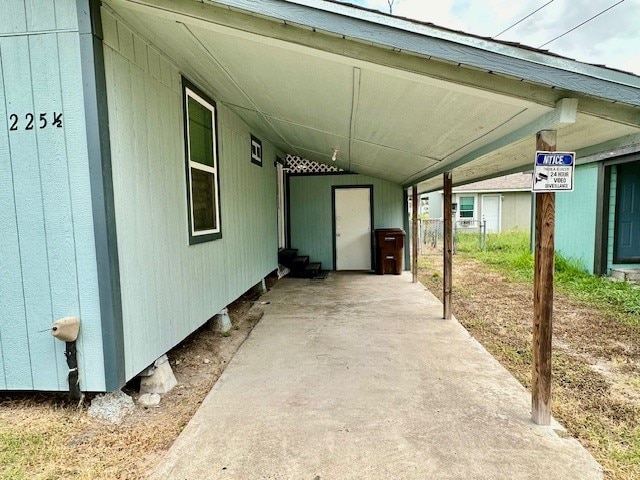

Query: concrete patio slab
left=151, top=272, right=602, bottom=480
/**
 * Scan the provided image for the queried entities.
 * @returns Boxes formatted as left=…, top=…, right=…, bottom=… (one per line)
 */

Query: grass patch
left=457, top=231, right=640, bottom=327
left=0, top=424, right=78, bottom=480
left=419, top=241, right=640, bottom=480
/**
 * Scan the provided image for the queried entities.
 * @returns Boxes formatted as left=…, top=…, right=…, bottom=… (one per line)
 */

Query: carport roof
left=106, top=0, right=640, bottom=192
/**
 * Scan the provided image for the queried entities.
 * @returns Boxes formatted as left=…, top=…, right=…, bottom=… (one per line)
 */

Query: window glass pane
left=188, top=97, right=214, bottom=167
left=191, top=168, right=217, bottom=231
left=459, top=197, right=474, bottom=209
left=459, top=196, right=474, bottom=218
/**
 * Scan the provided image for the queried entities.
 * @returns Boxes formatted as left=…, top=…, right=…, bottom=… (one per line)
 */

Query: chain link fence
left=417, top=218, right=486, bottom=255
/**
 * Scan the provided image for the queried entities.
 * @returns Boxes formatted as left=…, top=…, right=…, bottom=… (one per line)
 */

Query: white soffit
left=105, top=0, right=640, bottom=189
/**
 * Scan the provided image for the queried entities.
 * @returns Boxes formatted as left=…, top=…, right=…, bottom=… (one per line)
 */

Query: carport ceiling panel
left=457, top=139, right=534, bottom=179
left=557, top=114, right=640, bottom=151
left=290, top=146, right=358, bottom=175
left=354, top=70, right=531, bottom=159
left=350, top=140, right=438, bottom=178
left=441, top=104, right=553, bottom=162
left=226, top=106, right=295, bottom=153
left=106, top=6, right=253, bottom=111
left=417, top=136, right=535, bottom=192
left=267, top=117, right=350, bottom=161
left=189, top=25, right=354, bottom=135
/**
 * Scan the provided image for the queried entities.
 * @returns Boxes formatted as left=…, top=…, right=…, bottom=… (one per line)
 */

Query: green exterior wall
left=101, top=9, right=278, bottom=381
left=0, top=1, right=107, bottom=391
left=499, top=192, right=532, bottom=232
left=556, top=163, right=599, bottom=273
left=288, top=174, right=404, bottom=270
left=426, top=191, right=531, bottom=232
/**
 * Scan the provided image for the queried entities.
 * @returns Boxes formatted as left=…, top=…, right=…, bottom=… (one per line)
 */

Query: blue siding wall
left=0, top=1, right=106, bottom=391
left=101, top=9, right=279, bottom=381
left=555, top=163, right=599, bottom=273
left=289, top=174, right=404, bottom=270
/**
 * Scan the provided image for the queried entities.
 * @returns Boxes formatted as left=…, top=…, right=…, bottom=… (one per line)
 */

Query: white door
left=482, top=195, right=501, bottom=233
left=334, top=187, right=372, bottom=270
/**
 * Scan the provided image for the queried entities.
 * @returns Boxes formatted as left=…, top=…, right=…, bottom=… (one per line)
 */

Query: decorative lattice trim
left=285, top=154, right=344, bottom=173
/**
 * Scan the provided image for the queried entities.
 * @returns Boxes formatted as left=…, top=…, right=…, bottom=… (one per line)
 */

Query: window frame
left=182, top=77, right=222, bottom=244
left=457, top=195, right=476, bottom=220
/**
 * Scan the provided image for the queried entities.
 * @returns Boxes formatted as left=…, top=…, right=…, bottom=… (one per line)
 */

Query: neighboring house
left=1, top=0, right=639, bottom=394
left=556, top=145, right=640, bottom=276
left=427, top=173, right=533, bottom=233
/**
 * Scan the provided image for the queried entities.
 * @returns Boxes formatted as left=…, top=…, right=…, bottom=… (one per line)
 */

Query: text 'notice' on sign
left=532, top=151, right=575, bottom=192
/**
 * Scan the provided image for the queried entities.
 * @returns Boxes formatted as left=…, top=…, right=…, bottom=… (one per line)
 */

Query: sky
left=340, top=0, right=640, bottom=75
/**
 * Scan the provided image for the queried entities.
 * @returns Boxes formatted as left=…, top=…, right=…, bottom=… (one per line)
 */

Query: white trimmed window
left=458, top=196, right=475, bottom=219
left=183, top=79, right=221, bottom=244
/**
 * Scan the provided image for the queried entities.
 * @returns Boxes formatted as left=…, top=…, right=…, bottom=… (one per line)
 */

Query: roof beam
left=402, top=98, right=578, bottom=188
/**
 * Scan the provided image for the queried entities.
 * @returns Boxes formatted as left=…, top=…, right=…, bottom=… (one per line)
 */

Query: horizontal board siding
left=555, top=163, right=598, bottom=273
left=0, top=1, right=106, bottom=391
left=103, top=11, right=278, bottom=380
left=289, top=174, right=404, bottom=270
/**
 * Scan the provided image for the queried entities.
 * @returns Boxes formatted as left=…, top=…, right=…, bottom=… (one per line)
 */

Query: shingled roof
left=453, top=173, right=532, bottom=192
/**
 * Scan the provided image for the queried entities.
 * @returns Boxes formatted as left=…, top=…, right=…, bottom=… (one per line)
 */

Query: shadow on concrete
left=152, top=272, right=601, bottom=480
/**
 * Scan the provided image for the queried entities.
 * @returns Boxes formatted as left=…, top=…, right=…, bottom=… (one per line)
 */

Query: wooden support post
left=403, top=189, right=411, bottom=271
left=532, top=130, right=556, bottom=426
left=443, top=172, right=453, bottom=319
left=412, top=185, right=418, bottom=283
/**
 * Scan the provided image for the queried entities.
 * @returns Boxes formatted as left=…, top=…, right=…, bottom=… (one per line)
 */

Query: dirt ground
left=0, top=280, right=273, bottom=480
left=418, top=253, right=640, bottom=480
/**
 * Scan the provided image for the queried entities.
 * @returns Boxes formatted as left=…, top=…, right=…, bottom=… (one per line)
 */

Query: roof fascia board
left=283, top=1, right=636, bottom=82
left=202, top=0, right=640, bottom=105
left=283, top=0, right=640, bottom=88
left=404, top=98, right=578, bottom=188
left=575, top=134, right=640, bottom=165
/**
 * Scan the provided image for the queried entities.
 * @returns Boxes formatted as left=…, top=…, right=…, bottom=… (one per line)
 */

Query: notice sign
left=532, top=151, right=575, bottom=192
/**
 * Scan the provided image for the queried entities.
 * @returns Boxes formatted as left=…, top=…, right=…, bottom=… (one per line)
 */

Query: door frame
left=331, top=185, right=374, bottom=271
left=613, top=160, right=640, bottom=263
left=481, top=194, right=502, bottom=233
left=276, top=159, right=286, bottom=249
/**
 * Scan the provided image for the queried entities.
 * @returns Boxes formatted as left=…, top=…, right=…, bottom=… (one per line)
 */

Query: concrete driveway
left=152, top=272, right=601, bottom=480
